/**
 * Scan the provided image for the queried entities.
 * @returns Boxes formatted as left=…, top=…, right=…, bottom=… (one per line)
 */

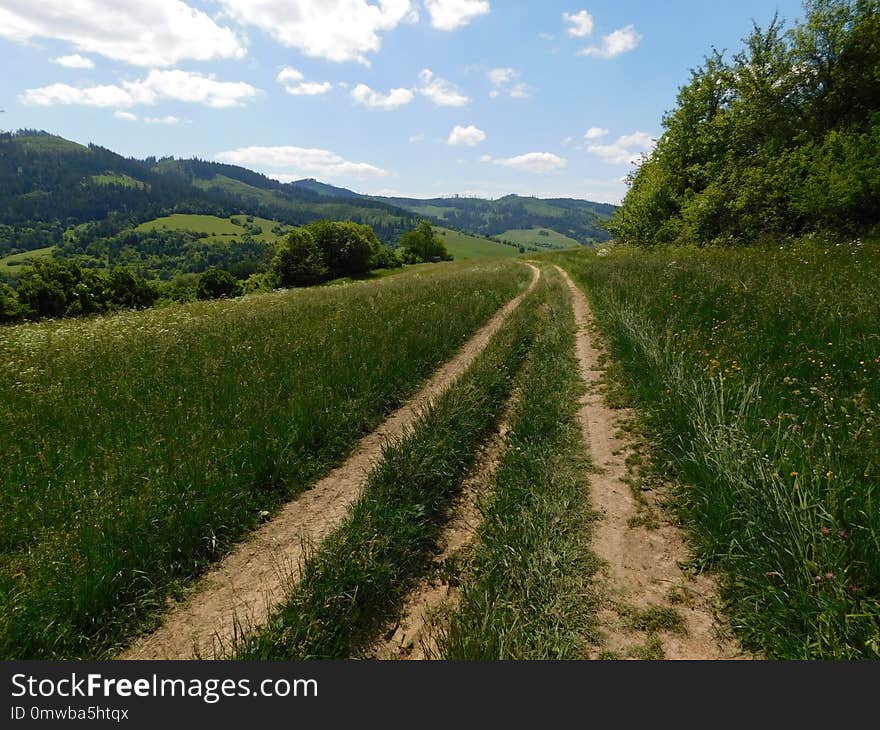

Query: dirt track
left=121, top=265, right=539, bottom=660
left=557, top=266, right=745, bottom=660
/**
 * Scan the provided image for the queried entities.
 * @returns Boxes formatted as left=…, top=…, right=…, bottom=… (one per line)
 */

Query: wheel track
left=121, top=264, right=539, bottom=660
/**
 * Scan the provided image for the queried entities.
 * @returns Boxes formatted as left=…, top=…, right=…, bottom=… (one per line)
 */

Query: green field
left=436, top=227, right=522, bottom=260
left=91, top=173, right=147, bottom=189
left=0, top=246, right=56, bottom=276
left=499, top=228, right=582, bottom=251
left=136, top=214, right=288, bottom=245
left=0, top=260, right=530, bottom=658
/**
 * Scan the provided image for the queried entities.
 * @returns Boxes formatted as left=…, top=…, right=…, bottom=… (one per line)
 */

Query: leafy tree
left=107, top=267, right=158, bottom=310
left=0, top=283, right=24, bottom=323
left=272, top=229, right=328, bottom=287
left=304, top=221, right=378, bottom=278
left=399, top=221, right=453, bottom=263
left=609, top=0, right=880, bottom=246
left=196, top=267, right=242, bottom=300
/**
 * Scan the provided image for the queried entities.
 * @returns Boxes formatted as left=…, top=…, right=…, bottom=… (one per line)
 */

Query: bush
left=399, top=221, right=453, bottom=263
left=196, top=267, right=242, bottom=300
left=272, top=229, right=328, bottom=288
left=369, top=245, right=402, bottom=270
left=304, top=221, right=378, bottom=278
left=0, top=283, right=24, bottom=323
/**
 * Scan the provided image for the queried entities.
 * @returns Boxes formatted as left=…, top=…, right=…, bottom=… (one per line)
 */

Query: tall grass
left=234, top=273, right=541, bottom=659
left=439, top=267, right=599, bottom=659
left=0, top=261, right=531, bottom=659
left=552, top=242, right=880, bottom=659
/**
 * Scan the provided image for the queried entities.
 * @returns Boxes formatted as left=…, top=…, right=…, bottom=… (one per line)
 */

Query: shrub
left=196, top=267, right=242, bottom=300
left=272, top=229, right=328, bottom=288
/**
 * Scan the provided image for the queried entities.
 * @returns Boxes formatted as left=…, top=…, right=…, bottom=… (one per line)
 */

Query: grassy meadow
left=498, top=228, right=582, bottom=251
left=0, top=260, right=531, bottom=659
left=136, top=213, right=287, bottom=244
left=551, top=242, right=880, bottom=659
left=435, top=227, right=522, bottom=260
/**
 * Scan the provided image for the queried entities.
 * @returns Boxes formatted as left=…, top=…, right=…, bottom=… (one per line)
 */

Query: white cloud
left=21, top=70, right=260, bottom=109
left=144, top=115, right=184, bottom=125
left=562, top=136, right=574, bottom=146
left=487, top=67, right=532, bottom=99
left=216, top=0, right=418, bottom=65
left=584, top=127, right=609, bottom=140
left=447, top=124, right=486, bottom=146
left=216, top=145, right=390, bottom=180
left=0, top=0, right=245, bottom=67
left=424, top=0, right=490, bottom=31
left=408, top=133, right=425, bottom=143
left=418, top=69, right=469, bottom=107
left=579, top=25, right=642, bottom=59
left=538, top=32, right=555, bottom=41
left=587, top=131, right=655, bottom=164
left=351, top=83, right=415, bottom=110
left=563, top=10, right=594, bottom=38
left=52, top=54, right=95, bottom=69
left=114, top=110, right=138, bottom=122
left=276, top=67, right=333, bottom=96
left=482, top=152, right=568, bottom=174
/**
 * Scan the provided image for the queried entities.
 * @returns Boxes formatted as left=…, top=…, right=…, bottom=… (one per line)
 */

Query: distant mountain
left=0, top=130, right=616, bottom=257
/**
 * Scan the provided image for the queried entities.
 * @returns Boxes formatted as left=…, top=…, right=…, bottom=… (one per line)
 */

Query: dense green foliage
left=611, top=0, right=880, bottom=245
left=0, top=261, right=530, bottom=658
left=441, top=268, right=599, bottom=659
left=553, top=243, right=880, bottom=658
left=196, top=268, right=242, bottom=300
left=5, top=259, right=158, bottom=321
left=272, top=229, right=328, bottom=288
left=399, top=221, right=453, bottom=263
left=235, top=276, right=538, bottom=659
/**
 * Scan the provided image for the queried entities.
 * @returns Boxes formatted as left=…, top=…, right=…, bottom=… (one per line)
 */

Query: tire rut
left=121, top=265, right=540, bottom=661
left=556, top=265, right=746, bottom=661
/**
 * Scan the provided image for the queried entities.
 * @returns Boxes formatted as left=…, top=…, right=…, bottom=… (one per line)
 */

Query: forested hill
left=0, top=130, right=615, bottom=255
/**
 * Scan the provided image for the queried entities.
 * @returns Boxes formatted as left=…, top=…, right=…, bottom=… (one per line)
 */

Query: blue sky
left=0, top=0, right=806, bottom=203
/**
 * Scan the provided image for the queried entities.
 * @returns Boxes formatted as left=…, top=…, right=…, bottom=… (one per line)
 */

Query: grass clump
left=439, top=267, right=599, bottom=660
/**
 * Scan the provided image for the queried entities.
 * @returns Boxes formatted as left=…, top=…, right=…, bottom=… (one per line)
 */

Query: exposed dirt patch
left=556, top=266, right=746, bottom=661
left=121, top=265, right=540, bottom=661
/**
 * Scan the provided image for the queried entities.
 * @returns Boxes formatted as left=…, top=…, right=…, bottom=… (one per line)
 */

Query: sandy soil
left=557, top=265, right=746, bottom=660
left=121, top=265, right=539, bottom=660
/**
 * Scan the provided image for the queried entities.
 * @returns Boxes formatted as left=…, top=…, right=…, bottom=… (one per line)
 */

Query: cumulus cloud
left=276, top=67, right=333, bottom=96
left=216, top=0, right=418, bottom=65
left=52, top=54, right=95, bottom=69
left=418, top=69, right=469, bottom=107
left=424, top=0, right=490, bottom=31
left=447, top=124, right=486, bottom=146
left=563, top=10, right=594, bottom=38
left=114, top=110, right=138, bottom=121
left=21, top=70, right=260, bottom=109
left=216, top=145, right=389, bottom=180
left=587, top=131, right=655, bottom=164
left=351, top=83, right=415, bottom=110
left=579, top=25, right=642, bottom=59
left=487, top=67, right=531, bottom=99
left=584, top=127, right=609, bottom=140
left=0, top=0, right=245, bottom=67
left=481, top=152, right=568, bottom=174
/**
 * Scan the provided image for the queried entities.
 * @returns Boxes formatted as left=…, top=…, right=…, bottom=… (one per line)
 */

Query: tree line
left=609, top=0, right=880, bottom=246
left=0, top=220, right=451, bottom=324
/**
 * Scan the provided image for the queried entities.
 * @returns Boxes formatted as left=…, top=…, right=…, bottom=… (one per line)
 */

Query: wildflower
left=790, top=471, right=799, bottom=478
left=838, top=530, right=848, bottom=540
left=821, top=527, right=831, bottom=536
left=825, top=572, right=835, bottom=581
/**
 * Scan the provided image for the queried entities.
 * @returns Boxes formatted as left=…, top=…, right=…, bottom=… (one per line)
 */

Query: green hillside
left=436, top=228, right=522, bottom=260
left=137, top=214, right=289, bottom=245
left=498, top=228, right=582, bottom=251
